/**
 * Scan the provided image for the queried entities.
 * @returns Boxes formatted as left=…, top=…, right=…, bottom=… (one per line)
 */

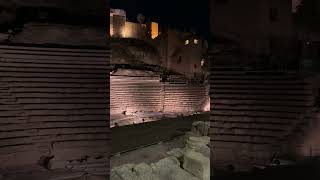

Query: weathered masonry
left=110, top=75, right=209, bottom=115
left=0, top=45, right=110, bottom=175
left=210, top=66, right=320, bottom=171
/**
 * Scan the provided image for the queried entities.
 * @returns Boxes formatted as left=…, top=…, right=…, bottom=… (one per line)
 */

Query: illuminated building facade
left=110, top=8, right=159, bottom=40
left=156, top=29, right=208, bottom=79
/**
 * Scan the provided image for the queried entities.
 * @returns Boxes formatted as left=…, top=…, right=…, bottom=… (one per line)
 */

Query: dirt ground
left=111, top=136, right=186, bottom=168
left=111, top=113, right=210, bottom=154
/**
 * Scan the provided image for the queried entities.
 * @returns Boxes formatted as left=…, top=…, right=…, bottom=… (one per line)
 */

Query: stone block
left=183, top=151, right=210, bottom=180
left=112, top=163, right=161, bottom=180
left=133, top=163, right=160, bottom=180
left=112, top=164, right=137, bottom=180
left=111, top=156, right=201, bottom=180
left=151, top=156, right=180, bottom=175
left=193, top=146, right=210, bottom=158
left=186, top=136, right=210, bottom=157
left=188, top=136, right=210, bottom=145
left=152, top=156, right=200, bottom=180
left=111, top=171, right=124, bottom=180
left=169, top=168, right=201, bottom=180
left=166, top=148, right=185, bottom=159
left=185, top=131, right=201, bottom=143
left=191, top=121, right=210, bottom=136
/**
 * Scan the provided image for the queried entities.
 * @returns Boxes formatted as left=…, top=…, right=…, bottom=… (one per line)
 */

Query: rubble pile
left=111, top=121, right=210, bottom=180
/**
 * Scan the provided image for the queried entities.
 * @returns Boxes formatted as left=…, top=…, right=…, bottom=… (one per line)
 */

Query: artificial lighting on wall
left=194, top=39, right=199, bottom=44
left=110, top=27, right=114, bottom=36
left=201, top=59, right=205, bottom=67
left=121, top=25, right=133, bottom=38
left=151, top=22, right=159, bottom=39
left=121, top=27, right=127, bottom=37
left=185, top=40, right=189, bottom=45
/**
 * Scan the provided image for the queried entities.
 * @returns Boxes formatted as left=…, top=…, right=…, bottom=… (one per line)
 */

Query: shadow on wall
left=292, top=75, right=320, bottom=158
left=9, top=23, right=107, bottom=46
left=295, top=111, right=320, bottom=158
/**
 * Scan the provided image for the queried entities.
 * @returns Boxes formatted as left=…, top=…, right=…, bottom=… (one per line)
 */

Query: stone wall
left=0, top=45, right=110, bottom=175
left=210, top=66, right=315, bottom=171
left=122, top=22, right=147, bottom=39
left=163, top=84, right=208, bottom=113
left=110, top=75, right=209, bottom=115
left=110, top=14, right=147, bottom=40
left=110, top=76, right=163, bottom=114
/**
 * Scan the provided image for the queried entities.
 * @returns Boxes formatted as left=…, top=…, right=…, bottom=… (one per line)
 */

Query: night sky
left=110, top=0, right=210, bottom=38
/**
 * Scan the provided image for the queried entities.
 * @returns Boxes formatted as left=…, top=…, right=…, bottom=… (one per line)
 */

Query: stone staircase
left=277, top=107, right=320, bottom=159
left=0, top=45, right=110, bottom=175
left=210, top=66, right=315, bottom=170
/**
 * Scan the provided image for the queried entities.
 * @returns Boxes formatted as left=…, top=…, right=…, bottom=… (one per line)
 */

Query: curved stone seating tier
left=0, top=45, right=110, bottom=174
left=210, top=66, right=316, bottom=171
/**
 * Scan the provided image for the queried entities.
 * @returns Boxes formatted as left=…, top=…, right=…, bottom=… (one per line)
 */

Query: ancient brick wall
left=163, top=83, right=208, bottom=113
left=0, top=45, right=110, bottom=174
left=110, top=76, right=209, bottom=115
left=110, top=76, right=163, bottom=114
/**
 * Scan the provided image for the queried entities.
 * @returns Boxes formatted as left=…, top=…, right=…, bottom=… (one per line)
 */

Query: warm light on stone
left=151, top=22, right=159, bottom=39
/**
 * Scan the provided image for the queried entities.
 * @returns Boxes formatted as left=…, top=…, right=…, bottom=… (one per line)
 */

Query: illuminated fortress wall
left=122, top=22, right=147, bottom=39
left=110, top=14, right=148, bottom=40
left=110, top=8, right=158, bottom=40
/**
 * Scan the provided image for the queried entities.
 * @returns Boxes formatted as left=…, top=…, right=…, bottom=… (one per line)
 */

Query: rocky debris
left=185, top=131, right=202, bottom=140
left=112, top=164, right=136, bottom=180
left=134, top=163, right=158, bottom=180
left=111, top=121, right=210, bottom=180
left=110, top=172, right=123, bottom=180
left=152, top=157, right=200, bottom=180
left=186, top=136, right=210, bottom=158
left=187, top=136, right=210, bottom=146
left=183, top=151, right=210, bottom=180
left=166, top=148, right=185, bottom=159
left=112, top=163, right=160, bottom=180
left=151, top=156, right=180, bottom=175
left=185, top=121, right=210, bottom=142
left=191, top=121, right=210, bottom=136
left=111, top=157, right=200, bottom=180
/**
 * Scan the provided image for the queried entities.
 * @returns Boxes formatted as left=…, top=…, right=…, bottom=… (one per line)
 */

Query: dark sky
left=110, top=0, right=210, bottom=38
